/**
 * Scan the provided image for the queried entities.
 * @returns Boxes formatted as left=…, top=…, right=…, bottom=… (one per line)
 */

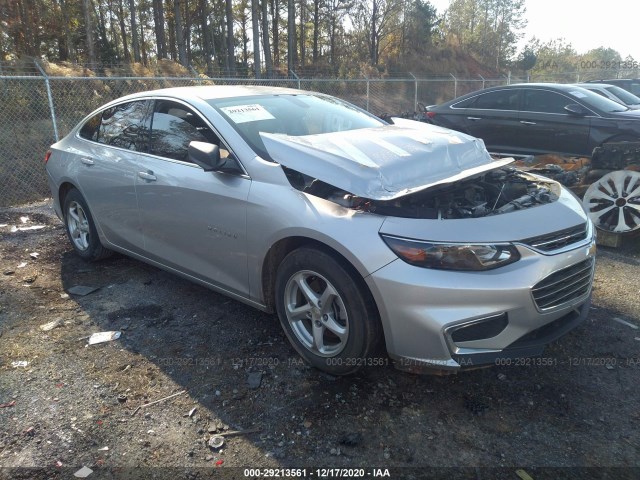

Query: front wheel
left=275, top=248, right=383, bottom=375
left=63, top=188, right=112, bottom=261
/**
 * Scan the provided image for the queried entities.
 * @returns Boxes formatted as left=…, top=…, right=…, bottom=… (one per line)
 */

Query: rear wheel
left=275, top=248, right=382, bottom=375
left=63, top=188, right=112, bottom=261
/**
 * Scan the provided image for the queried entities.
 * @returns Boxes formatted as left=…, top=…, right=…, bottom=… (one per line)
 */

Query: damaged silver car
left=45, top=86, right=596, bottom=375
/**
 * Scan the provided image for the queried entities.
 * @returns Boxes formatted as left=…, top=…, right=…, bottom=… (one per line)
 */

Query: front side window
left=149, top=100, right=224, bottom=162
left=521, top=90, right=570, bottom=114
left=98, top=101, right=150, bottom=150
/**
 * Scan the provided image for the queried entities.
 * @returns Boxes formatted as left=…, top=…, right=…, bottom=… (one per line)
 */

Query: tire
left=275, top=247, right=383, bottom=375
left=63, top=188, right=112, bottom=261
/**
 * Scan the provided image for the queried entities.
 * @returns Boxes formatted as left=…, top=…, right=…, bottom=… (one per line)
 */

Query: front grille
left=522, top=223, right=588, bottom=252
left=532, top=258, right=594, bottom=310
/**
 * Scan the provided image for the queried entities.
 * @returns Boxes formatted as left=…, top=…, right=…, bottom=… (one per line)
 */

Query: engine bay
left=284, top=166, right=560, bottom=219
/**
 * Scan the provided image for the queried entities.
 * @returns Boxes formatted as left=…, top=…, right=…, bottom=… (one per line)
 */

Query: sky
left=429, top=0, right=639, bottom=61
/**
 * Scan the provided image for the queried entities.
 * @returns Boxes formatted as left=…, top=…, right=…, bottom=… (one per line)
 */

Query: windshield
left=606, top=85, right=640, bottom=105
left=568, top=87, right=629, bottom=113
left=208, top=94, right=384, bottom=159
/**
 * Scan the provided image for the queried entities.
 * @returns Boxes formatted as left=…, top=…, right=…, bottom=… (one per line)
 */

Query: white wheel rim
left=67, top=201, right=91, bottom=250
left=283, top=270, right=349, bottom=357
left=583, top=170, right=640, bottom=233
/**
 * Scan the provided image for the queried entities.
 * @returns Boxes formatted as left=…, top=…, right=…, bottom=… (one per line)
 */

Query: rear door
left=74, top=100, right=151, bottom=252
left=517, top=88, right=591, bottom=156
left=134, top=99, right=252, bottom=297
left=459, top=89, right=523, bottom=153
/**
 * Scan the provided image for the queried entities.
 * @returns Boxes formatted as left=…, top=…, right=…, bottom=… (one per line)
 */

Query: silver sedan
left=45, top=86, right=596, bottom=375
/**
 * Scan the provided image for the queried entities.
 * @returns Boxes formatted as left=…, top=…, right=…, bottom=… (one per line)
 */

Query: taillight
left=426, top=111, right=436, bottom=119
left=44, top=150, right=52, bottom=164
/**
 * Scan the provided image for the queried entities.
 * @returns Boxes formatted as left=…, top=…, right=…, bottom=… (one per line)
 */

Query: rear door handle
left=80, top=157, right=94, bottom=166
left=467, top=116, right=482, bottom=121
left=520, top=120, right=537, bottom=125
left=138, top=171, right=157, bottom=181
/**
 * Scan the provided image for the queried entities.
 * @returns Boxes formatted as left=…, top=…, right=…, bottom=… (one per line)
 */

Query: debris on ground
left=73, top=465, right=93, bottom=478
left=131, top=390, right=187, bottom=416
left=67, top=285, right=100, bottom=296
left=11, top=361, right=29, bottom=368
left=0, top=401, right=16, bottom=408
left=88, top=331, right=121, bottom=345
left=40, top=318, right=64, bottom=331
left=612, top=317, right=639, bottom=330
left=208, top=435, right=224, bottom=449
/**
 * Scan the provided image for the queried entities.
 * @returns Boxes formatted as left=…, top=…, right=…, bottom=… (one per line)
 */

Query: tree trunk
left=153, top=0, right=167, bottom=58
left=298, top=0, right=305, bottom=67
left=60, top=0, right=76, bottom=61
left=129, top=0, right=141, bottom=62
left=199, top=0, right=214, bottom=74
left=370, top=0, right=378, bottom=65
left=225, top=0, right=235, bottom=74
left=251, top=0, right=262, bottom=77
left=261, top=0, right=273, bottom=76
left=174, top=0, right=188, bottom=66
left=271, top=0, right=280, bottom=67
left=117, top=0, right=131, bottom=62
left=312, top=0, right=319, bottom=63
left=287, top=0, right=296, bottom=71
left=82, top=0, right=97, bottom=64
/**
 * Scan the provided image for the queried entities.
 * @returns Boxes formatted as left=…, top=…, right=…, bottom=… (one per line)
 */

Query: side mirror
left=564, top=104, right=587, bottom=116
left=188, top=141, right=223, bottom=171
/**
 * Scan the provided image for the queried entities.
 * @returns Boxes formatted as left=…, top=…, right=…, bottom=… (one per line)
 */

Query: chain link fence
left=1, top=61, right=634, bottom=207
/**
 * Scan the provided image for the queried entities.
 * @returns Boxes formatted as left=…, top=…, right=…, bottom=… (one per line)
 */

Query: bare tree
left=287, top=0, right=296, bottom=71
left=153, top=0, right=167, bottom=58
left=261, top=0, right=273, bottom=76
left=226, top=0, right=236, bottom=74
left=82, top=0, right=97, bottom=64
left=251, top=0, right=262, bottom=77
left=128, top=0, right=141, bottom=62
left=174, top=0, right=188, bottom=66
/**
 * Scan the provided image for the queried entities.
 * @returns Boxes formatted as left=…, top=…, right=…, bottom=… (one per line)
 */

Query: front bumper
left=365, top=238, right=596, bottom=374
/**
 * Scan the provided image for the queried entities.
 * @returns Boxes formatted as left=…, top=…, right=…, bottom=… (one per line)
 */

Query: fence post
left=409, top=72, right=417, bottom=111
left=478, top=74, right=485, bottom=89
left=450, top=73, right=457, bottom=98
left=361, top=72, right=370, bottom=112
left=289, top=69, right=301, bottom=90
left=34, top=60, right=59, bottom=142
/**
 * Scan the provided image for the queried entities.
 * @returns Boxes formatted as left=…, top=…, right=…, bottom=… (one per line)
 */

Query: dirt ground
left=1, top=201, right=639, bottom=480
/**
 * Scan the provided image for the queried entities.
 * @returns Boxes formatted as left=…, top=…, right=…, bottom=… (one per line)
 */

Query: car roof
left=575, top=83, right=616, bottom=88
left=114, top=85, right=308, bottom=103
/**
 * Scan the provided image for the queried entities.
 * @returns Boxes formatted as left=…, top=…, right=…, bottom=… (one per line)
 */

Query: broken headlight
left=381, top=235, right=520, bottom=271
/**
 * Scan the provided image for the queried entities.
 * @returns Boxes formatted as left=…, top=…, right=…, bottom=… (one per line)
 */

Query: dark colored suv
left=426, top=83, right=640, bottom=157
left=584, top=79, right=640, bottom=96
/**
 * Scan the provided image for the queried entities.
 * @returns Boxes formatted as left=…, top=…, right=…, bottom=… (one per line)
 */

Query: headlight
left=380, top=235, right=520, bottom=271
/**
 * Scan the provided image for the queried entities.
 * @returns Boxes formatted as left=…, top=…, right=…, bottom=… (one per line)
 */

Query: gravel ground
left=0, top=201, right=639, bottom=480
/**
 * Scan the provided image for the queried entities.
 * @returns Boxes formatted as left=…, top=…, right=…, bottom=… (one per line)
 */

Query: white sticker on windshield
left=220, top=104, right=275, bottom=123
left=569, top=90, right=587, bottom=98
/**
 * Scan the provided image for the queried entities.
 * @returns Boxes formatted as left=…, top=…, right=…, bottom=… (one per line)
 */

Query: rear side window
left=97, top=101, right=150, bottom=151
left=149, top=100, right=220, bottom=162
left=472, top=90, right=520, bottom=110
left=79, top=113, right=102, bottom=141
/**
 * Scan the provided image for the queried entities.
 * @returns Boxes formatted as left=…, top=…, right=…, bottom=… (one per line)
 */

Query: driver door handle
left=520, top=120, right=537, bottom=125
left=138, top=171, right=157, bottom=181
left=80, top=157, right=94, bottom=166
left=467, top=116, right=482, bottom=121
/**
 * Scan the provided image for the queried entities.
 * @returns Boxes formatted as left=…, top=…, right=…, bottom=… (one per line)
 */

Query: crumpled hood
left=261, top=117, right=513, bottom=200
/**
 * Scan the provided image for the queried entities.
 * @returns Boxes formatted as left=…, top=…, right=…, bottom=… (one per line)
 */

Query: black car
left=426, top=83, right=640, bottom=157
left=584, top=78, right=640, bottom=96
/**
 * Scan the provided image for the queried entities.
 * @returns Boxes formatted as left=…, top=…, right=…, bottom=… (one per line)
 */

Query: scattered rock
left=247, top=372, right=263, bottom=389
left=339, top=432, right=362, bottom=447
